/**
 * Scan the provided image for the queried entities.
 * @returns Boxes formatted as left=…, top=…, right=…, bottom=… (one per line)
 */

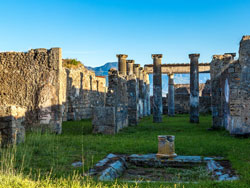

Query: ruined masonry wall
left=210, top=36, right=250, bottom=135
left=61, top=65, right=106, bottom=121
left=92, top=69, right=128, bottom=134
left=0, top=105, right=26, bottom=145
left=0, top=48, right=63, bottom=137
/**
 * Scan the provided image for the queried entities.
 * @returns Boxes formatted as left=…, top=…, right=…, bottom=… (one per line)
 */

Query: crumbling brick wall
left=0, top=48, right=63, bottom=139
left=61, top=65, right=106, bottom=121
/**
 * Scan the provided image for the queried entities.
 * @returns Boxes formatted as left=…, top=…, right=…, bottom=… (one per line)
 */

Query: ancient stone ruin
left=210, top=36, right=250, bottom=135
left=87, top=135, right=238, bottom=182
left=0, top=48, right=106, bottom=145
left=0, top=35, right=249, bottom=146
left=92, top=54, right=151, bottom=134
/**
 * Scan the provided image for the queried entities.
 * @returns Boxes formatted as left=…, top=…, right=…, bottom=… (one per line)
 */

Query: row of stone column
left=152, top=54, right=200, bottom=123
left=116, top=54, right=151, bottom=126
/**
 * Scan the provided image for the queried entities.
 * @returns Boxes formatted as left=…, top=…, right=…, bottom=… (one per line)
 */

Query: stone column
left=133, top=64, right=140, bottom=79
left=145, top=73, right=151, bottom=115
left=133, top=64, right=141, bottom=119
left=143, top=71, right=148, bottom=116
left=127, top=74, right=138, bottom=126
left=168, top=73, right=175, bottom=116
left=152, top=54, right=163, bottom=123
left=126, top=60, right=134, bottom=75
left=139, top=67, right=144, bottom=118
left=210, top=55, right=224, bottom=129
left=116, top=54, right=128, bottom=76
left=189, top=54, right=200, bottom=123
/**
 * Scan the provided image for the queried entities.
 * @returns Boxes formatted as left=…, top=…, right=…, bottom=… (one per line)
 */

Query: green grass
left=0, top=114, right=250, bottom=187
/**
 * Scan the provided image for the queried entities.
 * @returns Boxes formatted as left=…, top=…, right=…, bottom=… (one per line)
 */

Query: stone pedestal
left=189, top=54, right=200, bottom=123
left=156, top=135, right=177, bottom=158
left=116, top=54, right=128, bottom=76
left=168, top=73, right=175, bottom=116
left=152, top=54, right=163, bottom=123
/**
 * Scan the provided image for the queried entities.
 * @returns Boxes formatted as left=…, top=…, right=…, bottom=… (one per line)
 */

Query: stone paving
left=84, top=153, right=238, bottom=182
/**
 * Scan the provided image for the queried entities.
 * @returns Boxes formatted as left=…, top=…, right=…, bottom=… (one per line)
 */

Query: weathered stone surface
left=189, top=54, right=200, bottom=123
left=61, top=65, right=106, bottom=121
left=152, top=54, right=163, bottom=123
left=126, top=60, right=134, bottom=75
left=92, top=68, right=128, bottom=134
left=0, top=105, right=26, bottom=146
left=156, top=135, right=177, bottom=158
left=168, top=74, right=175, bottom=116
left=89, top=153, right=238, bottom=182
left=117, top=54, right=128, bottom=76
left=210, top=36, right=250, bottom=135
left=127, top=74, right=138, bottom=126
left=0, top=48, right=63, bottom=135
left=138, top=67, right=145, bottom=118
left=92, top=106, right=116, bottom=134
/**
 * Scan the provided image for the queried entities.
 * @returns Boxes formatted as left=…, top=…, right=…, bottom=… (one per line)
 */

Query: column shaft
left=152, top=54, right=163, bottom=123
left=168, top=74, right=175, bottom=116
left=126, top=60, right=134, bottom=75
left=189, top=54, right=200, bottom=123
left=116, top=54, right=128, bottom=76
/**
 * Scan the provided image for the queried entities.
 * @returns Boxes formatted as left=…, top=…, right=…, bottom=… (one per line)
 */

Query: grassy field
left=0, top=114, right=249, bottom=187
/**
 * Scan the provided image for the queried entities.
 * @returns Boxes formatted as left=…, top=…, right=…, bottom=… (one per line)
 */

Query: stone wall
left=61, top=64, right=106, bottom=121
left=0, top=105, right=26, bottom=146
left=0, top=48, right=108, bottom=145
left=92, top=63, right=151, bottom=134
left=210, top=36, right=250, bottom=135
left=92, top=69, right=128, bottom=134
left=0, top=48, right=63, bottom=140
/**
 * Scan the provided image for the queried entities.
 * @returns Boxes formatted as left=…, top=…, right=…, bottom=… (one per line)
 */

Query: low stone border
left=84, top=153, right=239, bottom=182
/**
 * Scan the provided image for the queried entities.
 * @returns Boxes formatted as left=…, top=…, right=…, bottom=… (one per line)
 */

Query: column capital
left=116, top=54, right=128, bottom=58
left=168, top=73, right=174, bottom=79
left=133, top=64, right=140, bottom=68
left=126, top=59, right=135, bottom=64
left=152, top=54, right=163, bottom=59
left=189, top=53, right=200, bottom=59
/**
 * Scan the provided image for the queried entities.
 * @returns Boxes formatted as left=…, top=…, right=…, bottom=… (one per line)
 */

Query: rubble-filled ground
left=0, top=114, right=249, bottom=188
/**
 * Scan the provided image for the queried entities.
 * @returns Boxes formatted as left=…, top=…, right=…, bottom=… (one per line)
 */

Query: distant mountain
left=87, top=62, right=118, bottom=76
left=88, top=62, right=210, bottom=96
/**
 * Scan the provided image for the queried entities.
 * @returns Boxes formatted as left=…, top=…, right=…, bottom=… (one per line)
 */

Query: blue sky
left=0, top=0, right=250, bottom=68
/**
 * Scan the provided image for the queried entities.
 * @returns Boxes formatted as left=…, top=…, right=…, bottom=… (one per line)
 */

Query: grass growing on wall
left=0, top=115, right=249, bottom=188
left=62, top=58, right=83, bottom=69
